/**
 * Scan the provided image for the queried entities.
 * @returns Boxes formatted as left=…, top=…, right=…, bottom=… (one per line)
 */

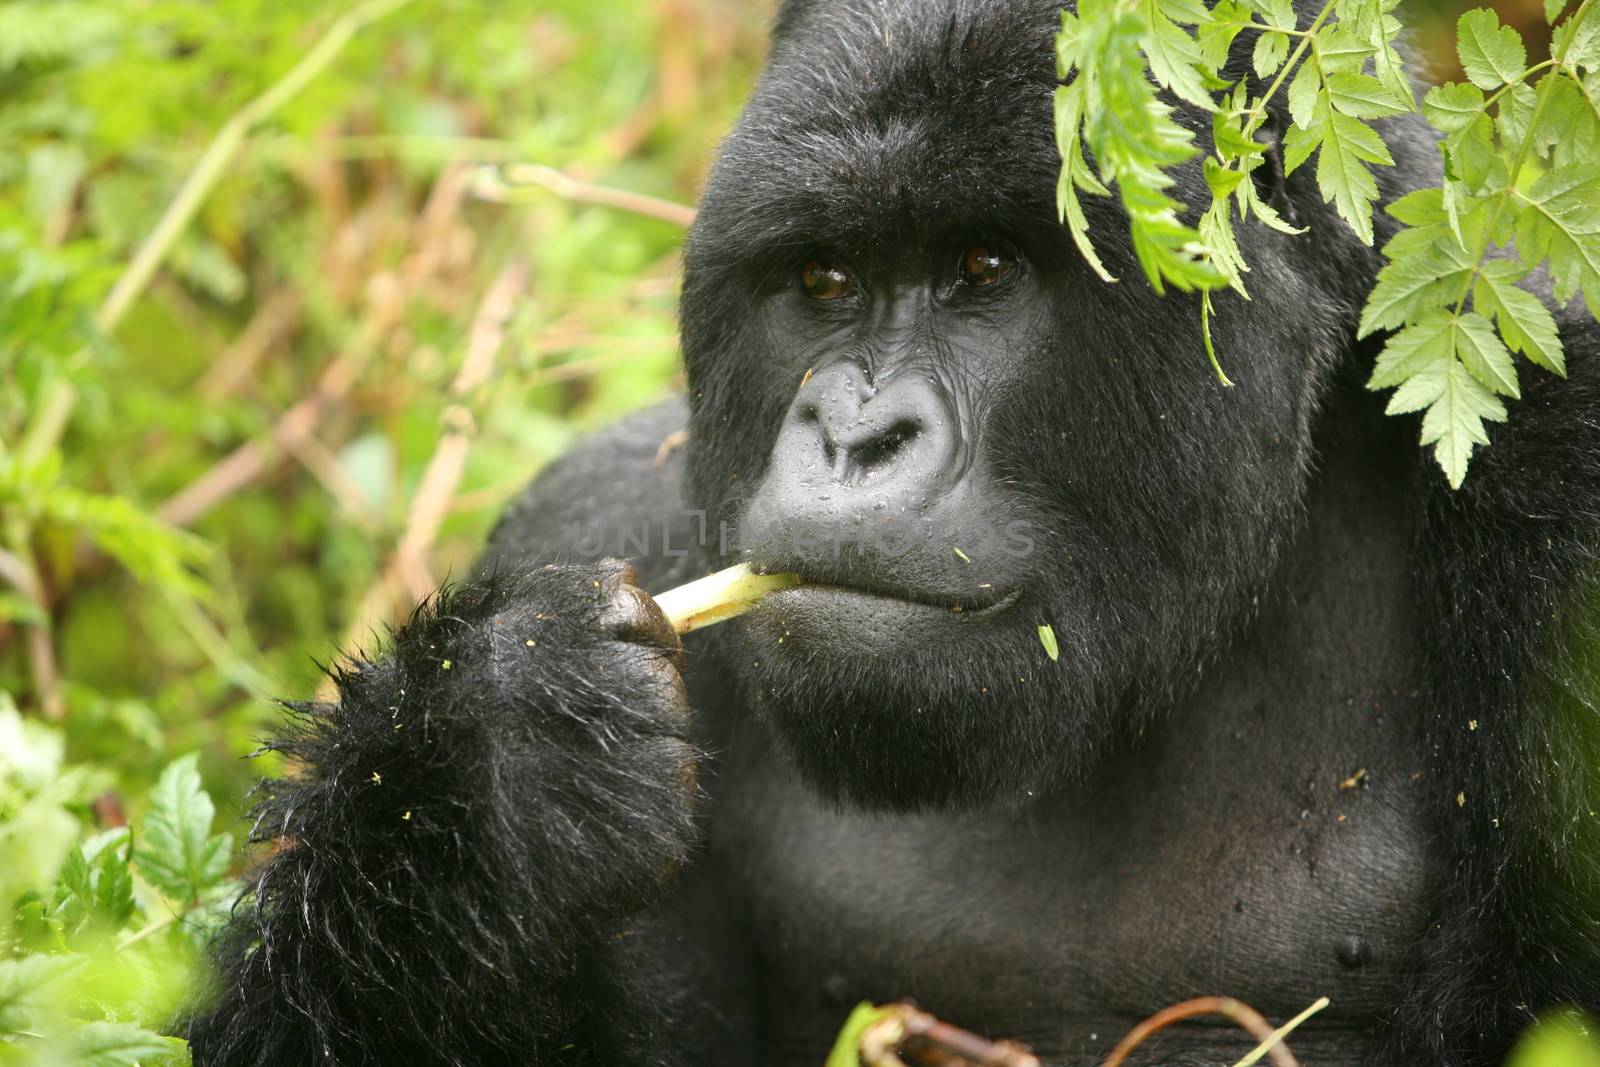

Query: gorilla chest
left=721, top=682, right=1434, bottom=1063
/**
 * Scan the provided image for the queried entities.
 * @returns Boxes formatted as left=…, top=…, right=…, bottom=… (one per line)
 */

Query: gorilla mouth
left=787, top=579, right=1021, bottom=616
left=753, top=555, right=1022, bottom=618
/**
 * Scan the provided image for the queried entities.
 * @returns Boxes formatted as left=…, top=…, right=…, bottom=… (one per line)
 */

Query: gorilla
left=188, top=0, right=1600, bottom=1064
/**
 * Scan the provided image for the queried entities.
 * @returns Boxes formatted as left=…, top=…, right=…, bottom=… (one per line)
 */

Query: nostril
left=797, top=403, right=842, bottom=467
left=845, top=418, right=921, bottom=481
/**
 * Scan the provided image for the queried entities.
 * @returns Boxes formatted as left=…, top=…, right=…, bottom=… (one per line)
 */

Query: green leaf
left=1542, top=73, right=1600, bottom=171
left=1071, top=1, right=1225, bottom=294
left=1197, top=0, right=1252, bottom=69
left=1383, top=342, right=1452, bottom=415
left=1263, top=0, right=1297, bottom=30
left=1553, top=9, right=1600, bottom=68
left=1497, top=82, right=1545, bottom=158
left=1144, top=1, right=1215, bottom=109
left=1317, top=26, right=1377, bottom=73
left=1252, top=29, right=1290, bottom=78
left=1055, top=84, right=1117, bottom=283
left=1282, top=121, right=1322, bottom=176
left=0, top=954, right=83, bottom=1031
left=1546, top=0, right=1571, bottom=24
left=825, top=1003, right=895, bottom=1067
left=1200, top=198, right=1252, bottom=292
left=1204, top=156, right=1245, bottom=198
left=1387, top=188, right=1447, bottom=226
left=1058, top=9, right=1084, bottom=74
left=1422, top=81, right=1487, bottom=132
left=1514, top=163, right=1600, bottom=308
left=1443, top=112, right=1496, bottom=191
left=0, top=2, right=122, bottom=71
left=1420, top=355, right=1508, bottom=488
left=1287, top=62, right=1320, bottom=129
left=1359, top=241, right=1474, bottom=336
left=1457, top=8, right=1527, bottom=90
left=1315, top=103, right=1393, bottom=244
left=1507, top=1011, right=1600, bottom=1067
left=1212, top=110, right=1266, bottom=161
left=1371, top=12, right=1417, bottom=110
left=135, top=754, right=232, bottom=902
left=1038, top=624, right=1061, bottom=661
left=54, top=828, right=136, bottom=940
left=1474, top=264, right=1567, bottom=375
left=1369, top=309, right=1456, bottom=390
left=71, top=1020, right=186, bottom=1067
left=1453, top=310, right=1520, bottom=397
left=1326, top=72, right=1409, bottom=118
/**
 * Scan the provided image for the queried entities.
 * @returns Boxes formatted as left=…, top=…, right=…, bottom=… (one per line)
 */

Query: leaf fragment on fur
left=1038, top=624, right=1061, bottom=661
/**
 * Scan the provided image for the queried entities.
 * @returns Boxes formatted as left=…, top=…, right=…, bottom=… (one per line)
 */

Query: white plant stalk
left=653, top=563, right=800, bottom=633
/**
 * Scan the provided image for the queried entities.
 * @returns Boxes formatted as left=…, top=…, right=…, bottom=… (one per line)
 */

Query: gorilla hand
left=186, top=559, right=697, bottom=1067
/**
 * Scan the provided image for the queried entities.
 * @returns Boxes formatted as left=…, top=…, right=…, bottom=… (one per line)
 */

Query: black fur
left=189, top=1, right=1600, bottom=1064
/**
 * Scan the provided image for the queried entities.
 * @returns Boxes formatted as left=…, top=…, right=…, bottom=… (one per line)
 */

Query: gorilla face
left=679, top=0, right=1371, bottom=810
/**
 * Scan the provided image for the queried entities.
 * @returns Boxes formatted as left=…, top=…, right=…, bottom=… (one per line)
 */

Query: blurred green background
left=0, top=0, right=1590, bottom=1063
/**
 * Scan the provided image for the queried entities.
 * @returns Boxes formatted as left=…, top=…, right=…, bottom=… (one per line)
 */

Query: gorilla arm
left=187, top=405, right=725, bottom=1066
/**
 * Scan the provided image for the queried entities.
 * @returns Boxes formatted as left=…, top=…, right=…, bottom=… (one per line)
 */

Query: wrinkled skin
left=188, top=1, right=1600, bottom=1065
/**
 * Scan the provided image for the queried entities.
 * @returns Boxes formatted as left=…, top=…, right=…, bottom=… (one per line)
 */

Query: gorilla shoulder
left=479, top=397, right=702, bottom=589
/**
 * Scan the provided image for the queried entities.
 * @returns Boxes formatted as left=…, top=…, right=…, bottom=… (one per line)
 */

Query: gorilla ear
left=1249, top=113, right=1300, bottom=228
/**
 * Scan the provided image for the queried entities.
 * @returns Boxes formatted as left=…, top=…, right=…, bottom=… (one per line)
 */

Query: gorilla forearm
left=187, top=564, right=697, bottom=1066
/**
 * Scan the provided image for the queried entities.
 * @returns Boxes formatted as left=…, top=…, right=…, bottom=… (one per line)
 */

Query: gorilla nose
left=771, top=362, right=961, bottom=505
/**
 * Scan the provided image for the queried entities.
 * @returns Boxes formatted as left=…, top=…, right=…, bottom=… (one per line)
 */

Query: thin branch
left=0, top=531, right=63, bottom=720
left=0, top=547, right=35, bottom=597
left=859, top=1003, right=1041, bottom=1067
left=155, top=165, right=470, bottom=529
left=279, top=431, right=379, bottom=529
left=471, top=163, right=696, bottom=227
left=1231, top=998, right=1329, bottom=1067
left=327, top=258, right=530, bottom=679
left=197, top=288, right=303, bottom=400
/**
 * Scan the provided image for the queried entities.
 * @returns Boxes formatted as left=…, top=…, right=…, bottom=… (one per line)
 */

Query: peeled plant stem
left=653, top=563, right=800, bottom=634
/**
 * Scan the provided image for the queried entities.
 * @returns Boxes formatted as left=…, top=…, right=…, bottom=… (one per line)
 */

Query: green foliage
left=0, top=0, right=763, bottom=1057
left=1, top=723, right=236, bottom=1066
left=1056, top=0, right=1600, bottom=486
left=1507, top=1011, right=1600, bottom=1067
left=134, top=755, right=232, bottom=904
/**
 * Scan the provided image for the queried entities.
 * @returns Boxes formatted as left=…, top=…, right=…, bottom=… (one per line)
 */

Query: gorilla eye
left=799, top=258, right=855, bottom=301
left=958, top=244, right=1011, bottom=287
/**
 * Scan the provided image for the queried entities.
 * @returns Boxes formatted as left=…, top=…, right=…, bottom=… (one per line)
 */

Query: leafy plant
left=2, top=720, right=236, bottom=1066
left=0, top=0, right=761, bottom=1058
left=1055, top=0, right=1600, bottom=485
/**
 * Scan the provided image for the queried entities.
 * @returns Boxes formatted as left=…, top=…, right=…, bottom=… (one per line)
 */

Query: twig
left=471, top=163, right=696, bottom=227
left=280, top=431, right=380, bottom=527
left=859, top=1003, right=1041, bottom=1067
left=392, top=256, right=529, bottom=595
left=154, top=309, right=389, bottom=528
left=1101, top=997, right=1303, bottom=1067
left=115, top=913, right=179, bottom=953
left=0, top=542, right=62, bottom=719
left=155, top=165, right=470, bottom=529
left=324, top=258, right=530, bottom=693
left=0, top=547, right=35, bottom=597
left=1230, top=997, right=1329, bottom=1067
left=197, top=289, right=303, bottom=400
left=525, top=345, right=666, bottom=388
